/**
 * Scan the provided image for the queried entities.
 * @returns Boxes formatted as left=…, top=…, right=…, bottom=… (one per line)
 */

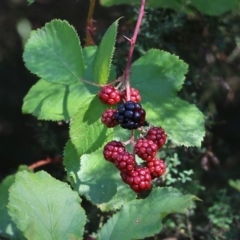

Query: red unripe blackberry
left=114, top=152, right=136, bottom=174
left=146, top=127, right=167, bottom=149
left=134, top=138, right=158, bottom=161
left=101, top=109, right=119, bottom=128
left=98, top=85, right=120, bottom=105
left=147, top=158, right=166, bottom=179
left=103, top=141, right=125, bottom=163
left=120, top=88, right=141, bottom=103
left=121, top=167, right=152, bottom=193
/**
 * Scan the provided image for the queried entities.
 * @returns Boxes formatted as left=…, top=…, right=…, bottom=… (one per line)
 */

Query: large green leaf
left=93, top=19, right=119, bottom=85
left=22, top=79, right=94, bottom=121
left=0, top=167, right=29, bottom=240
left=100, top=0, right=185, bottom=11
left=8, top=171, right=86, bottom=240
left=23, top=20, right=85, bottom=85
left=69, top=95, right=113, bottom=157
left=77, top=148, right=136, bottom=211
left=191, top=0, right=238, bottom=16
left=98, top=187, right=198, bottom=240
left=100, top=0, right=237, bottom=15
left=130, top=49, right=205, bottom=147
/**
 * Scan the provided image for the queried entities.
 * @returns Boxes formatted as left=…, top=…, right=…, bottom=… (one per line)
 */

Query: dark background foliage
left=0, top=0, right=240, bottom=239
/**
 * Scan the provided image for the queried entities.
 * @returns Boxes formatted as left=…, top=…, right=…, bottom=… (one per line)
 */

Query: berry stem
left=124, top=0, right=146, bottom=101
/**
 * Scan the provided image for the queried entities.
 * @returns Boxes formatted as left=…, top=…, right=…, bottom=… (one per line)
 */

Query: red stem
left=28, top=156, right=62, bottom=170
left=124, top=0, right=146, bottom=100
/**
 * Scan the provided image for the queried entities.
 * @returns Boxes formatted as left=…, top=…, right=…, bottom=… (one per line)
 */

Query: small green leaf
left=229, top=179, right=240, bottom=192
left=8, top=170, right=86, bottom=240
left=27, top=0, right=35, bottom=4
left=98, top=187, right=198, bottom=240
left=0, top=167, right=29, bottom=240
left=191, top=0, right=238, bottom=16
left=77, top=148, right=136, bottom=211
left=130, top=49, right=204, bottom=147
left=23, top=20, right=85, bottom=85
left=93, top=19, right=119, bottom=85
left=22, top=79, right=95, bottom=121
left=84, top=46, right=116, bottom=83
left=69, top=95, right=113, bottom=156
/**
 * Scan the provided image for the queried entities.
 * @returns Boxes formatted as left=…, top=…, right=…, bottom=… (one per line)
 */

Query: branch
left=124, top=0, right=146, bottom=100
left=28, top=156, right=62, bottom=170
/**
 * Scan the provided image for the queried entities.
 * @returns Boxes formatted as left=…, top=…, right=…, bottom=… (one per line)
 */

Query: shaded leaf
left=77, top=148, right=136, bottom=211
left=63, top=139, right=81, bottom=191
left=130, top=49, right=205, bottom=147
left=191, top=0, right=238, bottom=16
left=0, top=166, right=29, bottom=240
left=69, top=95, right=113, bottom=156
left=98, top=187, right=198, bottom=240
left=23, top=20, right=85, bottom=85
left=93, top=19, right=119, bottom=85
left=8, top=171, right=86, bottom=240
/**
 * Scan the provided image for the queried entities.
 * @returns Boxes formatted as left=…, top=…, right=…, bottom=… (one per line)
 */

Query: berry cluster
left=98, top=84, right=167, bottom=193
left=103, top=127, right=167, bottom=193
left=98, top=86, right=144, bottom=130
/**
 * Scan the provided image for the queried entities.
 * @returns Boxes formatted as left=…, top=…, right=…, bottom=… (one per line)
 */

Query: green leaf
left=84, top=46, right=116, bottom=83
left=130, top=49, right=204, bottom=147
left=77, top=148, right=136, bottom=211
left=146, top=97, right=205, bottom=147
left=27, top=0, right=35, bottom=4
left=98, top=187, right=198, bottom=240
left=93, top=19, right=119, bottom=85
left=8, top=170, right=86, bottom=240
left=69, top=95, right=113, bottom=156
left=22, top=79, right=95, bottom=121
left=229, top=179, right=240, bottom=192
left=191, top=0, right=238, bottom=16
left=23, top=20, right=85, bottom=85
left=0, top=167, right=29, bottom=240
left=100, top=0, right=184, bottom=10
left=63, top=140, right=81, bottom=190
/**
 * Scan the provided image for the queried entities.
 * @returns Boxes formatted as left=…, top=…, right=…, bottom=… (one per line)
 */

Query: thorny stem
left=124, top=0, right=146, bottom=101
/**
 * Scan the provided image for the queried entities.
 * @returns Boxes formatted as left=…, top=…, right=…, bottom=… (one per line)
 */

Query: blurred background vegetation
left=0, top=0, right=240, bottom=239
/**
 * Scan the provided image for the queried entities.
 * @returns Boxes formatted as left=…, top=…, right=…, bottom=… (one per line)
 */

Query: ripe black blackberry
left=114, top=101, right=146, bottom=130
